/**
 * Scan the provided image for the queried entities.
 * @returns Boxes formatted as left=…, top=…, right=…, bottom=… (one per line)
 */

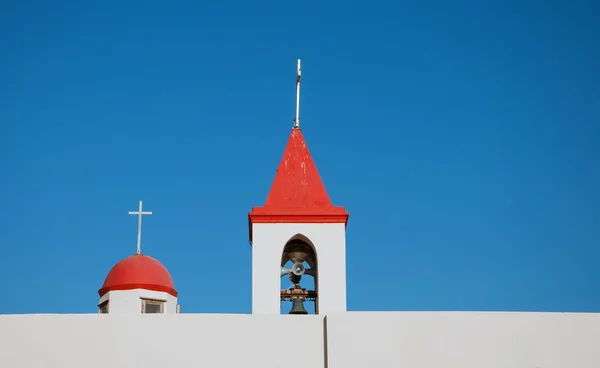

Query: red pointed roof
left=248, top=128, right=348, bottom=239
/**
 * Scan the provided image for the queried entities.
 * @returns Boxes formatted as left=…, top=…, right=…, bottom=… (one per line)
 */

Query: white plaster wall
left=99, top=289, right=178, bottom=314
left=252, top=223, right=347, bottom=315
left=1, top=311, right=599, bottom=367
left=325, top=312, right=600, bottom=368
left=0, top=314, right=325, bottom=368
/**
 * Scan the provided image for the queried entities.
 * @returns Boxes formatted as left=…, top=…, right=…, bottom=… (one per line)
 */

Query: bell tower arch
left=280, top=234, right=319, bottom=314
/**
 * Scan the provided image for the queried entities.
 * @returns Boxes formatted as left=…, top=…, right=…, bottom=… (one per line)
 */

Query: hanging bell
left=289, top=298, right=308, bottom=315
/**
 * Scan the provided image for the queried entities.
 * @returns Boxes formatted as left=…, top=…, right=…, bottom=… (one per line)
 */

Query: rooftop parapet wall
left=1, top=311, right=600, bottom=368
left=0, top=313, right=325, bottom=368
left=325, top=311, right=600, bottom=368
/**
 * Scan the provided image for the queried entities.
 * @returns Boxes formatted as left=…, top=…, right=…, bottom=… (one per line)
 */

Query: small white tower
left=97, top=201, right=179, bottom=314
left=248, top=60, right=349, bottom=315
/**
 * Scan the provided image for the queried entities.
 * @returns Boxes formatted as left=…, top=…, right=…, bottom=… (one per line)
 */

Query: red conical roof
left=248, top=128, right=348, bottom=239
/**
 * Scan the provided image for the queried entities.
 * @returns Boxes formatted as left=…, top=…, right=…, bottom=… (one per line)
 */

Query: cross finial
left=294, top=59, right=302, bottom=129
left=128, top=200, right=153, bottom=255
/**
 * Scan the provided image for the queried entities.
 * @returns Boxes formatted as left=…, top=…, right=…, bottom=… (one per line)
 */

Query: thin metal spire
left=128, top=200, right=153, bottom=255
left=294, top=59, right=302, bottom=129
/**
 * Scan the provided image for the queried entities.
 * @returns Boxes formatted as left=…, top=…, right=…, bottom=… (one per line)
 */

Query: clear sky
left=1, top=0, right=598, bottom=314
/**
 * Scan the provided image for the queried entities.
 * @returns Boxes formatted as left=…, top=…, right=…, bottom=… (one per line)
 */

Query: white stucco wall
left=252, top=223, right=347, bottom=315
left=325, top=311, right=600, bottom=368
left=99, top=289, right=178, bottom=314
left=0, top=314, right=325, bottom=368
left=1, top=311, right=599, bottom=367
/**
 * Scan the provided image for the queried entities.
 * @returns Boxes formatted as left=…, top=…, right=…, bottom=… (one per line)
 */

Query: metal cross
left=128, top=200, right=153, bottom=255
left=294, top=59, right=302, bottom=129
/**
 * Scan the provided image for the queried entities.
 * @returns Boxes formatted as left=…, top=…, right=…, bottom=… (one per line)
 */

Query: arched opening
left=280, top=234, right=319, bottom=315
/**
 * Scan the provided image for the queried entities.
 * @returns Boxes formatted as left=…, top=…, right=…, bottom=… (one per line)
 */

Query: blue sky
left=1, top=0, right=598, bottom=314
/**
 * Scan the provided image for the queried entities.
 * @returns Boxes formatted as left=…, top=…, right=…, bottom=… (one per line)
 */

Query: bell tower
left=248, top=60, right=349, bottom=315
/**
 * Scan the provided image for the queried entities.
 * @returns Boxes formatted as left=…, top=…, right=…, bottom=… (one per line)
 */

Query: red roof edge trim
left=98, top=284, right=178, bottom=297
left=247, top=211, right=349, bottom=242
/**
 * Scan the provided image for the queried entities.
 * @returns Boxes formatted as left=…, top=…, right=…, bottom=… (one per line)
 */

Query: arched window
left=280, top=234, right=319, bottom=314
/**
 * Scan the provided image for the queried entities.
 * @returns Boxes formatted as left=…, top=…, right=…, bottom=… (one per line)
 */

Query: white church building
left=1, top=61, right=599, bottom=368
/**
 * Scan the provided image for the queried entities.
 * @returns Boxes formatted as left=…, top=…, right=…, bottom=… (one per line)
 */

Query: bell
left=289, top=273, right=301, bottom=285
left=289, top=298, right=308, bottom=315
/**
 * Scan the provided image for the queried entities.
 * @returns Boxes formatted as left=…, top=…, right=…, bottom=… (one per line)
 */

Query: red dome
left=98, top=254, right=177, bottom=297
